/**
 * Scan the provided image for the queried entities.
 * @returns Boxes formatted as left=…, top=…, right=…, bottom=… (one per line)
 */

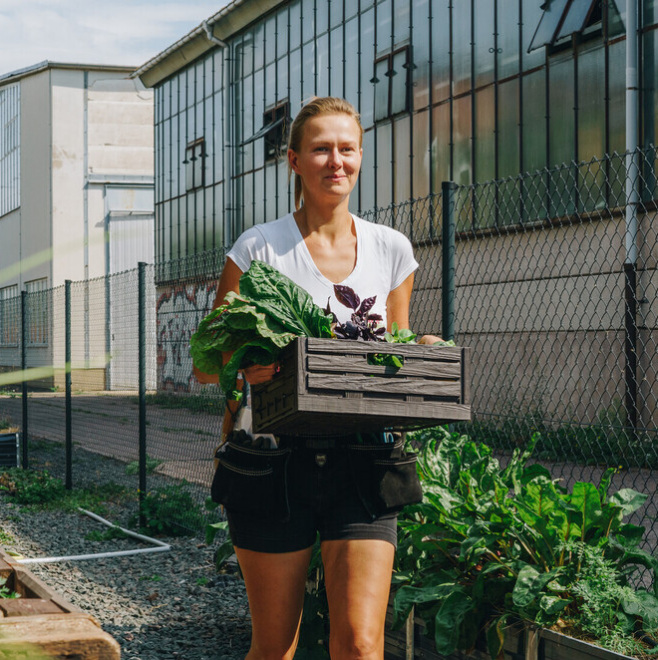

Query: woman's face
left=288, top=113, right=363, bottom=205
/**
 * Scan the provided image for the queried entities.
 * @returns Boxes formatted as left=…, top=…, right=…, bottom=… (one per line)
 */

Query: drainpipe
left=202, top=20, right=233, bottom=249
left=202, top=20, right=228, bottom=49
left=624, top=0, right=639, bottom=431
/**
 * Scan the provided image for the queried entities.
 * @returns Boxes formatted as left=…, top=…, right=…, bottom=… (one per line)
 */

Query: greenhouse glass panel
left=645, top=0, right=658, bottom=26
left=265, top=61, right=276, bottom=106
left=330, top=0, right=343, bottom=29
left=642, top=29, right=658, bottom=149
left=345, top=18, right=359, bottom=105
left=302, top=41, right=316, bottom=98
left=393, top=0, right=410, bottom=47
left=453, top=95, right=472, bottom=186
left=548, top=54, right=575, bottom=166
left=497, top=78, right=520, bottom=178
left=330, top=26, right=344, bottom=97
left=431, top=101, right=450, bottom=194
left=452, top=1, right=472, bottom=95
left=289, top=1, right=301, bottom=49
left=277, top=56, right=289, bottom=101
left=170, top=76, right=179, bottom=115
left=521, top=2, right=547, bottom=71
left=277, top=9, right=289, bottom=60
left=316, top=0, right=328, bottom=36
left=253, top=23, right=265, bottom=70
left=241, top=34, right=254, bottom=74
left=390, top=49, right=409, bottom=115
left=412, top=0, right=430, bottom=110
left=376, top=0, right=392, bottom=54
left=360, top=8, right=376, bottom=127
left=242, top=172, right=254, bottom=230
left=431, top=0, right=451, bottom=103
left=373, top=58, right=390, bottom=121
left=577, top=44, right=605, bottom=162
left=254, top=169, right=264, bottom=227
left=475, top=86, right=495, bottom=184
left=393, top=114, right=410, bottom=205
left=521, top=69, right=546, bottom=172
left=412, top=108, right=431, bottom=203
left=289, top=48, right=302, bottom=113
left=360, top=129, right=376, bottom=213
left=498, top=0, right=520, bottom=79
left=265, top=163, right=277, bottom=221
left=474, top=0, right=495, bottom=87
left=376, top=122, right=393, bottom=210
left=316, top=33, right=329, bottom=98
left=301, top=0, right=315, bottom=44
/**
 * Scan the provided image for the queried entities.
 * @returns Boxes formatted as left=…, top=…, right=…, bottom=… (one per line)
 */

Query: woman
left=197, top=97, right=439, bottom=660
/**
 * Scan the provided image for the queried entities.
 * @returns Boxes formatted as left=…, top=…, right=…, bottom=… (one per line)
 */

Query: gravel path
left=0, top=442, right=252, bottom=660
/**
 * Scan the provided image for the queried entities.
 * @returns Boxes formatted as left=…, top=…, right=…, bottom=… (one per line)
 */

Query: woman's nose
left=327, top=147, right=342, bottom=168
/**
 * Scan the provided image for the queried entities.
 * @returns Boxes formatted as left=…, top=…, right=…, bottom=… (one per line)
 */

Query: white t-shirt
left=226, top=213, right=419, bottom=326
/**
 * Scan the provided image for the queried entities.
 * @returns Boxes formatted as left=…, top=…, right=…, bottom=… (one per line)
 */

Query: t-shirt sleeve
left=389, top=229, right=419, bottom=290
left=225, top=226, right=265, bottom=273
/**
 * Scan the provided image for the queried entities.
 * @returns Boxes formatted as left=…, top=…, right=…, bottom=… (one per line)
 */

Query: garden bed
left=0, top=548, right=121, bottom=658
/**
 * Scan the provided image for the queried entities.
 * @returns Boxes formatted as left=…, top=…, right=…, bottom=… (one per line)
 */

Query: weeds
left=131, top=483, right=209, bottom=537
left=125, top=455, right=162, bottom=475
left=0, top=468, right=132, bottom=513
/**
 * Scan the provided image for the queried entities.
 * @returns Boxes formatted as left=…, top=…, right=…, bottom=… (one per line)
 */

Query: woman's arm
left=193, top=257, right=277, bottom=386
left=385, top=271, right=443, bottom=344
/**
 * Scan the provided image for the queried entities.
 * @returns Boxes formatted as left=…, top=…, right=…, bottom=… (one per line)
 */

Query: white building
left=0, top=61, right=155, bottom=389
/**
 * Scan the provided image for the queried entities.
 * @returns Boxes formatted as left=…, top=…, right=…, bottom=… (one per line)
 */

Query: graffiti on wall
left=156, top=281, right=218, bottom=391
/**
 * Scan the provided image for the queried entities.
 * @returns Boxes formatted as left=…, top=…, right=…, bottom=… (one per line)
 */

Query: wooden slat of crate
left=252, top=337, right=471, bottom=435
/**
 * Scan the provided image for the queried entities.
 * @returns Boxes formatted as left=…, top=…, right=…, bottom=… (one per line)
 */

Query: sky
left=0, top=0, right=231, bottom=77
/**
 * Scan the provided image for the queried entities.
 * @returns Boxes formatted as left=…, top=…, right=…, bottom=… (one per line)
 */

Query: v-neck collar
left=288, top=212, right=361, bottom=286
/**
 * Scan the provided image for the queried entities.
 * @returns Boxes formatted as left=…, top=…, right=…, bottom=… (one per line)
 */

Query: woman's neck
left=294, top=198, right=353, bottom=240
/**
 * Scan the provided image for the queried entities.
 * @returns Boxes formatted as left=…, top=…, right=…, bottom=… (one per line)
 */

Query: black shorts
left=212, top=435, right=422, bottom=554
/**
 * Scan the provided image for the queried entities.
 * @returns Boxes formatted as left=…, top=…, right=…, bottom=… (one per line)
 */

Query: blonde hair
left=288, top=97, right=363, bottom=210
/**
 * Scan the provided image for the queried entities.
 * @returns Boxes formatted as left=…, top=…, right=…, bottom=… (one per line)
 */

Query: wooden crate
left=251, top=337, right=471, bottom=435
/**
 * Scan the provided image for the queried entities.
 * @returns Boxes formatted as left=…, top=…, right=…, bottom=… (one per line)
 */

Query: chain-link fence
left=1, top=147, right=657, bottom=546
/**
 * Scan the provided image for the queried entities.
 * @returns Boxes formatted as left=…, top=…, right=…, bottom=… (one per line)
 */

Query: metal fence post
left=441, top=181, right=457, bottom=342
left=20, top=290, right=28, bottom=469
left=65, top=280, right=72, bottom=490
left=138, top=262, right=147, bottom=528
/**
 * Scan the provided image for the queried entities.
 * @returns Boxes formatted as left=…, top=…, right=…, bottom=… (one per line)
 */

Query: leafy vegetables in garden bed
left=394, top=427, right=658, bottom=660
left=190, top=260, right=450, bottom=400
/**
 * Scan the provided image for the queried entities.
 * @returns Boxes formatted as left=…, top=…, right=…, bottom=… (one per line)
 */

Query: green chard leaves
left=189, top=260, right=333, bottom=399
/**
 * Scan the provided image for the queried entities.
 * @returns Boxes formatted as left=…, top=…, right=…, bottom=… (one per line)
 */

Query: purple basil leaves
left=332, top=285, right=385, bottom=342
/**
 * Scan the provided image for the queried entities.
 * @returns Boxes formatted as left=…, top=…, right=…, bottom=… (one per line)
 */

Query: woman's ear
left=288, top=148, right=300, bottom=174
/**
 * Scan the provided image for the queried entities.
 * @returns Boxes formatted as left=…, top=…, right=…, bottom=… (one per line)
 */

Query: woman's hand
left=418, top=334, right=444, bottom=345
left=242, top=363, right=280, bottom=385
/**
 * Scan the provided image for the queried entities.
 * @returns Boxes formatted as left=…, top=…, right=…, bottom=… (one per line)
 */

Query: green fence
left=0, top=148, right=657, bottom=546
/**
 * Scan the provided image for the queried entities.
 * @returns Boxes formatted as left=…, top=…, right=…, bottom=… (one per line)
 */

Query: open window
left=184, top=138, right=206, bottom=191
left=528, top=0, right=624, bottom=52
left=241, top=100, right=290, bottom=161
left=371, top=46, right=412, bottom=122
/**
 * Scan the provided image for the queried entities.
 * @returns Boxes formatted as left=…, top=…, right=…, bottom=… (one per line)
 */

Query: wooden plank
left=304, top=337, right=463, bottom=361
left=0, top=599, right=66, bottom=617
left=306, top=354, right=463, bottom=378
left=306, top=374, right=462, bottom=397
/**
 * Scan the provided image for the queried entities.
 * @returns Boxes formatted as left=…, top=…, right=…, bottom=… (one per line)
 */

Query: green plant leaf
left=608, top=488, right=648, bottom=516
left=512, top=565, right=562, bottom=608
left=434, top=590, right=474, bottom=654
left=621, top=589, right=658, bottom=630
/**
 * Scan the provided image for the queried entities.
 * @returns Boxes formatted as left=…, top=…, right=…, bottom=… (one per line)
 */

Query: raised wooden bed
left=252, top=337, right=471, bottom=435
left=384, top=605, right=637, bottom=660
left=0, top=548, right=120, bottom=659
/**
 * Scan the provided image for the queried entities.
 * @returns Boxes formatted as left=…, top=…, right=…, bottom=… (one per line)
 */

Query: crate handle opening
left=367, top=353, right=404, bottom=369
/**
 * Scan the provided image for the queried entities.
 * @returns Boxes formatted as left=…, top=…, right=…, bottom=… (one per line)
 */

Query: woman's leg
left=235, top=545, right=313, bottom=660
left=321, top=538, right=396, bottom=660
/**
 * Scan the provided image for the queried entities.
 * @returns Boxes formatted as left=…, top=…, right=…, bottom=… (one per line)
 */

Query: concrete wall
left=413, top=211, right=658, bottom=430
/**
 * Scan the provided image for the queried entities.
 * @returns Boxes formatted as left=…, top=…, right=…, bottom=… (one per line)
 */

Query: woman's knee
left=329, top=626, right=383, bottom=660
